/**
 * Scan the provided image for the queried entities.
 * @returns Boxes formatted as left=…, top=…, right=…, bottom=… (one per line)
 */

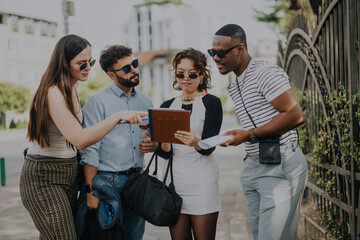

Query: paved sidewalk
left=143, top=144, right=251, bottom=240
left=0, top=116, right=252, bottom=240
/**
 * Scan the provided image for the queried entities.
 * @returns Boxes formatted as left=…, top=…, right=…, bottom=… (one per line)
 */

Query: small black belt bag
left=258, top=136, right=281, bottom=164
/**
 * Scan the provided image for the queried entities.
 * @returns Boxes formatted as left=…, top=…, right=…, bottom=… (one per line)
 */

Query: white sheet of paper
left=198, top=135, right=232, bottom=150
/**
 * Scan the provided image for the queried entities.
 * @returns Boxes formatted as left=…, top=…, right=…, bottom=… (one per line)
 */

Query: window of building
left=148, top=6, right=152, bottom=50
left=9, top=15, right=19, bottom=32
left=137, top=8, right=141, bottom=51
left=8, top=39, right=19, bottom=52
left=49, top=23, right=57, bottom=37
left=24, top=18, right=35, bottom=34
left=40, top=21, right=49, bottom=36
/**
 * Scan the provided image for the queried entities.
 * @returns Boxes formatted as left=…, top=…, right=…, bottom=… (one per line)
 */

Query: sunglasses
left=207, top=43, right=241, bottom=59
left=110, top=59, right=139, bottom=74
left=80, top=59, right=96, bottom=71
left=175, top=73, right=199, bottom=79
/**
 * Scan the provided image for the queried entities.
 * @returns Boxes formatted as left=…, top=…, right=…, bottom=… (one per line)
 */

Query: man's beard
left=115, top=73, right=140, bottom=87
left=220, top=70, right=231, bottom=75
left=215, top=61, right=231, bottom=75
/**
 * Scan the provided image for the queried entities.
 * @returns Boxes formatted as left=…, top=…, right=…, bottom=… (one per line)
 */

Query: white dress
left=162, top=97, right=221, bottom=215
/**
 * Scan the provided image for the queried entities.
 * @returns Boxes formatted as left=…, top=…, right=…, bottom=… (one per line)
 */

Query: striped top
left=229, top=58, right=298, bottom=155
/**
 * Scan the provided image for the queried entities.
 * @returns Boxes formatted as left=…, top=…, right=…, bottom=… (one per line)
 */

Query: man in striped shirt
left=208, top=24, right=308, bottom=240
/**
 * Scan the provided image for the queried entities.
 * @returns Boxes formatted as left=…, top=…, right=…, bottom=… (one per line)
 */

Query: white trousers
left=240, top=143, right=308, bottom=240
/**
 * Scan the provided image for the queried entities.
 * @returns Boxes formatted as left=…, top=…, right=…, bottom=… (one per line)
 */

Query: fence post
left=0, top=157, right=5, bottom=186
left=347, top=0, right=359, bottom=238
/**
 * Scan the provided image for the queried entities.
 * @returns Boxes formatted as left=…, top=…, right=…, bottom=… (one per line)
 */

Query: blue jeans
left=98, top=171, right=145, bottom=240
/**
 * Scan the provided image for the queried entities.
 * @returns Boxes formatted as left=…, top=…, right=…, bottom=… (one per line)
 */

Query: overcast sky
left=0, top=0, right=278, bottom=53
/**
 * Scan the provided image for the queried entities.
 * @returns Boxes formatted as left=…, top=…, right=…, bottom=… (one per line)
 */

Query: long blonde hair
left=27, top=34, right=90, bottom=148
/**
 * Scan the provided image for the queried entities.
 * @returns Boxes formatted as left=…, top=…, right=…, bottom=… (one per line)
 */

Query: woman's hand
left=118, top=111, right=148, bottom=124
left=174, top=130, right=201, bottom=148
left=160, top=143, right=171, bottom=152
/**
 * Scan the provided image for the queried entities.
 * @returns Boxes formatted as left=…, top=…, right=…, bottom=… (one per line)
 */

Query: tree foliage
left=254, top=0, right=317, bottom=35
left=0, top=82, right=31, bottom=113
left=135, top=0, right=183, bottom=7
left=77, top=71, right=111, bottom=106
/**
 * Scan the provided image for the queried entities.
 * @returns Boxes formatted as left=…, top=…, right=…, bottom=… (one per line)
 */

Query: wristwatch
left=85, top=184, right=94, bottom=193
left=248, top=128, right=258, bottom=144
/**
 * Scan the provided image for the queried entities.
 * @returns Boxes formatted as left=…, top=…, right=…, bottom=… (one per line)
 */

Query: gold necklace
left=181, top=96, right=195, bottom=102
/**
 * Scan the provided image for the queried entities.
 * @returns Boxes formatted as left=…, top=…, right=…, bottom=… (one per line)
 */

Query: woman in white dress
left=157, top=48, right=223, bottom=240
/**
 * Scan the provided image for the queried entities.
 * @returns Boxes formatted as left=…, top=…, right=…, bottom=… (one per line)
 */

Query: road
left=0, top=114, right=252, bottom=240
left=0, top=130, right=28, bottom=183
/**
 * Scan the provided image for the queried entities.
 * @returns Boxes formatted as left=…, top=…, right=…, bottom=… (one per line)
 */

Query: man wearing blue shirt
left=80, top=45, right=155, bottom=240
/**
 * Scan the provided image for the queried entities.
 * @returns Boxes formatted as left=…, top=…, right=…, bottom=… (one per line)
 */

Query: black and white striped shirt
left=229, top=58, right=298, bottom=155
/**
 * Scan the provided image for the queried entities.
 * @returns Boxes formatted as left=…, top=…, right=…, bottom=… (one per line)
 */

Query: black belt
left=99, top=167, right=142, bottom=176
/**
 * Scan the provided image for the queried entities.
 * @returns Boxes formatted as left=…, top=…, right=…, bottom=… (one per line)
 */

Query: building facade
left=0, top=11, right=58, bottom=93
left=121, top=1, right=278, bottom=109
left=122, top=2, right=227, bottom=107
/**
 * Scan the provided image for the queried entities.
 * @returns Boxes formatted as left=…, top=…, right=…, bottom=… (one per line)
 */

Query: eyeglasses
left=175, top=73, right=199, bottom=79
left=80, top=59, right=96, bottom=71
left=207, top=43, right=241, bottom=59
left=110, top=59, right=139, bottom=74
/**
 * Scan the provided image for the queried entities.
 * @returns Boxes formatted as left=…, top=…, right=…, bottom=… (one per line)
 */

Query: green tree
left=0, top=82, right=31, bottom=129
left=254, top=0, right=317, bottom=35
left=77, top=71, right=110, bottom=106
left=0, top=82, right=31, bottom=113
left=135, top=0, right=184, bottom=7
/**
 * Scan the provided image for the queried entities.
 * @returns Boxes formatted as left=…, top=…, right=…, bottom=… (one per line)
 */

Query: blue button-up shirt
left=80, top=82, right=153, bottom=171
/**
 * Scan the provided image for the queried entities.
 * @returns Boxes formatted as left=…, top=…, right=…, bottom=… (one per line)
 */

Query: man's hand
left=84, top=164, right=99, bottom=210
left=221, top=129, right=249, bottom=146
left=86, top=192, right=100, bottom=210
left=139, top=131, right=157, bottom=153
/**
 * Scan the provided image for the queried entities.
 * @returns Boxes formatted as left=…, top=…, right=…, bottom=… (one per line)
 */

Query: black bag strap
left=235, top=77, right=257, bottom=128
left=152, top=153, right=158, bottom=176
left=163, top=154, right=174, bottom=184
left=169, top=154, right=175, bottom=184
left=236, top=76, right=300, bottom=150
left=145, top=151, right=156, bottom=172
left=145, top=151, right=174, bottom=184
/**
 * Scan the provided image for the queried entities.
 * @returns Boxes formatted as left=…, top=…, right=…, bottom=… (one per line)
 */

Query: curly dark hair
left=172, top=48, right=212, bottom=91
left=99, top=45, right=132, bottom=72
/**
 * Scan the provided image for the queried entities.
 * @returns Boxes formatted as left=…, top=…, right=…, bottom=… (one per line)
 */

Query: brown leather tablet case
left=149, top=108, right=191, bottom=144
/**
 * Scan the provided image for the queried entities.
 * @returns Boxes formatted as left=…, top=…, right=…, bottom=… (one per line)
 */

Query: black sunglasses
left=175, top=73, right=199, bottom=79
left=110, top=59, right=139, bottom=74
left=80, top=59, right=96, bottom=71
left=207, top=43, right=241, bottom=59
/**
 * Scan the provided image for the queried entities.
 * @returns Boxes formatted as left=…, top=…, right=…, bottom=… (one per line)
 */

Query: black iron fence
left=277, top=0, right=359, bottom=239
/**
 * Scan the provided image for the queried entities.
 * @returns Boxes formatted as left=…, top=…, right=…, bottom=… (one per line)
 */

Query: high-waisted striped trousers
left=20, top=154, right=78, bottom=240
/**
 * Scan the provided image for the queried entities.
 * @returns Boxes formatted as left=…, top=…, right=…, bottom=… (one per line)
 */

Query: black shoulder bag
left=121, top=152, right=182, bottom=226
left=236, top=76, right=281, bottom=164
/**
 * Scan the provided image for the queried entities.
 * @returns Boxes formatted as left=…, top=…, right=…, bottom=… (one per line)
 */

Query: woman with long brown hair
left=19, top=34, right=146, bottom=239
